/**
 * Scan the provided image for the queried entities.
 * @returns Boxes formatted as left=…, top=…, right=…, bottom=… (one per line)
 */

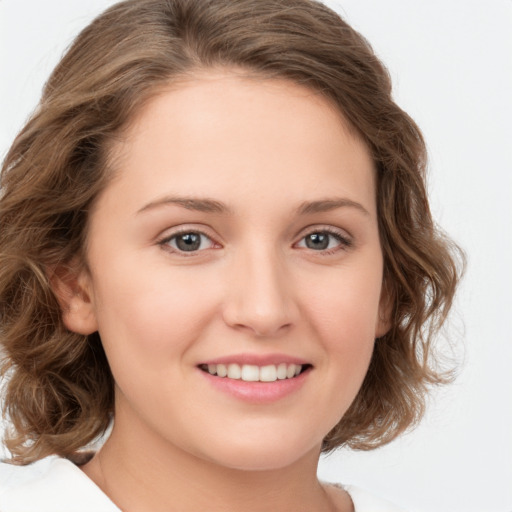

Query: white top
left=0, top=456, right=405, bottom=512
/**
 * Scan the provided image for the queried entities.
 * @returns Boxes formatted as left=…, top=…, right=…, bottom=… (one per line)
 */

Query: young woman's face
left=75, top=71, right=389, bottom=470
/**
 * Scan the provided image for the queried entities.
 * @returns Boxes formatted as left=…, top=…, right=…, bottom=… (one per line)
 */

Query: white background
left=1, top=1, right=511, bottom=511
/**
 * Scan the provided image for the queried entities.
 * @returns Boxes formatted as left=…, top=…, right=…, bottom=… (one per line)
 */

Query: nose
left=222, top=245, right=298, bottom=338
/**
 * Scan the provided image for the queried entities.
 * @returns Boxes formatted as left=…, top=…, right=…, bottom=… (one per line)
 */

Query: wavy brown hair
left=0, top=0, right=463, bottom=463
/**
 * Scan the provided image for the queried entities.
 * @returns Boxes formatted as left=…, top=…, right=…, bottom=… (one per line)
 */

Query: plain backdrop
left=1, top=1, right=511, bottom=511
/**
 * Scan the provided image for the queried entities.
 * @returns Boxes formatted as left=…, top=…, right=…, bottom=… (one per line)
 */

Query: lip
left=198, top=353, right=310, bottom=366
left=197, top=362, right=312, bottom=404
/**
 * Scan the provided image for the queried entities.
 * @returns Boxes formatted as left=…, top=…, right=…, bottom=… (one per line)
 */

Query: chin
left=199, top=434, right=322, bottom=472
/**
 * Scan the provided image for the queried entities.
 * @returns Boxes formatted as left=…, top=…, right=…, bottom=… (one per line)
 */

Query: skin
left=60, top=70, right=390, bottom=512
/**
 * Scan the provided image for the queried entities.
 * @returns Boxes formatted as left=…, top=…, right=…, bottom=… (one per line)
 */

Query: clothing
left=0, top=456, right=405, bottom=512
left=0, top=456, right=118, bottom=512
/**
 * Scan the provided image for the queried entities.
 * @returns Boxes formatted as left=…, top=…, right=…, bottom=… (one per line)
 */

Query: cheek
left=300, top=263, right=382, bottom=406
left=304, top=265, right=383, bottom=343
left=90, top=262, right=218, bottom=361
left=316, top=287, right=377, bottom=378
left=89, top=265, right=222, bottom=420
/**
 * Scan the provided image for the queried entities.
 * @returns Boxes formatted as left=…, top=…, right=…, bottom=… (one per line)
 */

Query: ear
left=375, top=278, right=393, bottom=338
left=49, top=261, right=98, bottom=335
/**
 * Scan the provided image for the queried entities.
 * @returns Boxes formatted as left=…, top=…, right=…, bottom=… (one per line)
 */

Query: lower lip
left=199, top=367, right=311, bottom=403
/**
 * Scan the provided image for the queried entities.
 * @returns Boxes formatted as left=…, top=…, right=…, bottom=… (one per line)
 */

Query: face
left=65, top=71, right=389, bottom=471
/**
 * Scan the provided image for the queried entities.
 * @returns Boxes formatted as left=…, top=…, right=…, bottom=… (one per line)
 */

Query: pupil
left=306, top=233, right=329, bottom=250
left=176, top=233, right=201, bottom=251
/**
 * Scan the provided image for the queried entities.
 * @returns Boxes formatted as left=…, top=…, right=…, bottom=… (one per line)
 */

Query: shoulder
left=326, top=482, right=408, bottom=512
left=0, top=456, right=120, bottom=512
left=345, top=485, right=408, bottom=512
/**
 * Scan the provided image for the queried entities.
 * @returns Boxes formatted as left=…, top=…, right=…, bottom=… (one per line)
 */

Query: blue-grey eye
left=167, top=232, right=213, bottom=252
left=305, top=232, right=330, bottom=250
left=297, top=230, right=349, bottom=252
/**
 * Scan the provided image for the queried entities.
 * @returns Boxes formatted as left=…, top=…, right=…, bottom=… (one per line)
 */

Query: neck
left=81, top=409, right=347, bottom=512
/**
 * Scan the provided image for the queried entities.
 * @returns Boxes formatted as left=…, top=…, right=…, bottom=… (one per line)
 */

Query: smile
left=199, top=363, right=309, bottom=382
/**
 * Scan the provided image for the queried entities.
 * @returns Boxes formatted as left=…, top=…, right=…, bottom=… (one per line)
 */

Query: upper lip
left=198, top=353, right=311, bottom=366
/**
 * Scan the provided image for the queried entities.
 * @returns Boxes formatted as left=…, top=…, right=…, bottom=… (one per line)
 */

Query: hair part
left=0, top=0, right=463, bottom=462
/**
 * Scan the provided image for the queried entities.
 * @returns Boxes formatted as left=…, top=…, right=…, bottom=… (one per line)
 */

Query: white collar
left=1, top=456, right=404, bottom=512
left=0, top=456, right=120, bottom=512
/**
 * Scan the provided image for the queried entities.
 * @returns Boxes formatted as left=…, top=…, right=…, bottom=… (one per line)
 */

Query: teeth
left=227, top=363, right=241, bottom=379
left=277, top=363, right=288, bottom=380
left=260, top=365, right=277, bottom=382
left=204, top=363, right=304, bottom=382
left=241, top=365, right=259, bottom=381
left=217, top=363, right=228, bottom=377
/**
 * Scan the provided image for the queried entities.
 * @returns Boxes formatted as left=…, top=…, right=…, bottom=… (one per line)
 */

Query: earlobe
left=375, top=280, right=393, bottom=338
left=49, top=262, right=98, bottom=335
left=375, top=308, right=392, bottom=338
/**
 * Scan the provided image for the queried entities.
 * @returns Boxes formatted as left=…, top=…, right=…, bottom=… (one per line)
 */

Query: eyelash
left=157, top=228, right=219, bottom=256
left=157, top=226, right=352, bottom=257
left=295, top=227, right=353, bottom=255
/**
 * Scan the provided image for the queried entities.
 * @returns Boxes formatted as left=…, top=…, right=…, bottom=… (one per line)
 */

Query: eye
left=159, top=230, right=217, bottom=253
left=296, top=229, right=352, bottom=254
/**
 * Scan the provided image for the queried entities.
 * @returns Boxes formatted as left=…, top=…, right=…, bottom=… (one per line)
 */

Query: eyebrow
left=137, top=196, right=232, bottom=215
left=137, top=195, right=369, bottom=216
left=297, top=198, right=370, bottom=216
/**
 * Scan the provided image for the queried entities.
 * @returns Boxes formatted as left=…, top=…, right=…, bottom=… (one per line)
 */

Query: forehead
left=102, top=71, right=377, bottom=218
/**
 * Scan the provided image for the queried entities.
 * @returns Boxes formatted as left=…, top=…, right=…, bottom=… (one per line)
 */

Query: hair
left=0, top=0, right=463, bottom=463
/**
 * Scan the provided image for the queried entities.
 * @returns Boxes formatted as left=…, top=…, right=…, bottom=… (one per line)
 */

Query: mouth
left=198, top=363, right=312, bottom=382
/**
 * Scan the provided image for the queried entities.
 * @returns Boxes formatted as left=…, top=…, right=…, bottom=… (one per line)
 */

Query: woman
left=0, top=0, right=462, bottom=510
